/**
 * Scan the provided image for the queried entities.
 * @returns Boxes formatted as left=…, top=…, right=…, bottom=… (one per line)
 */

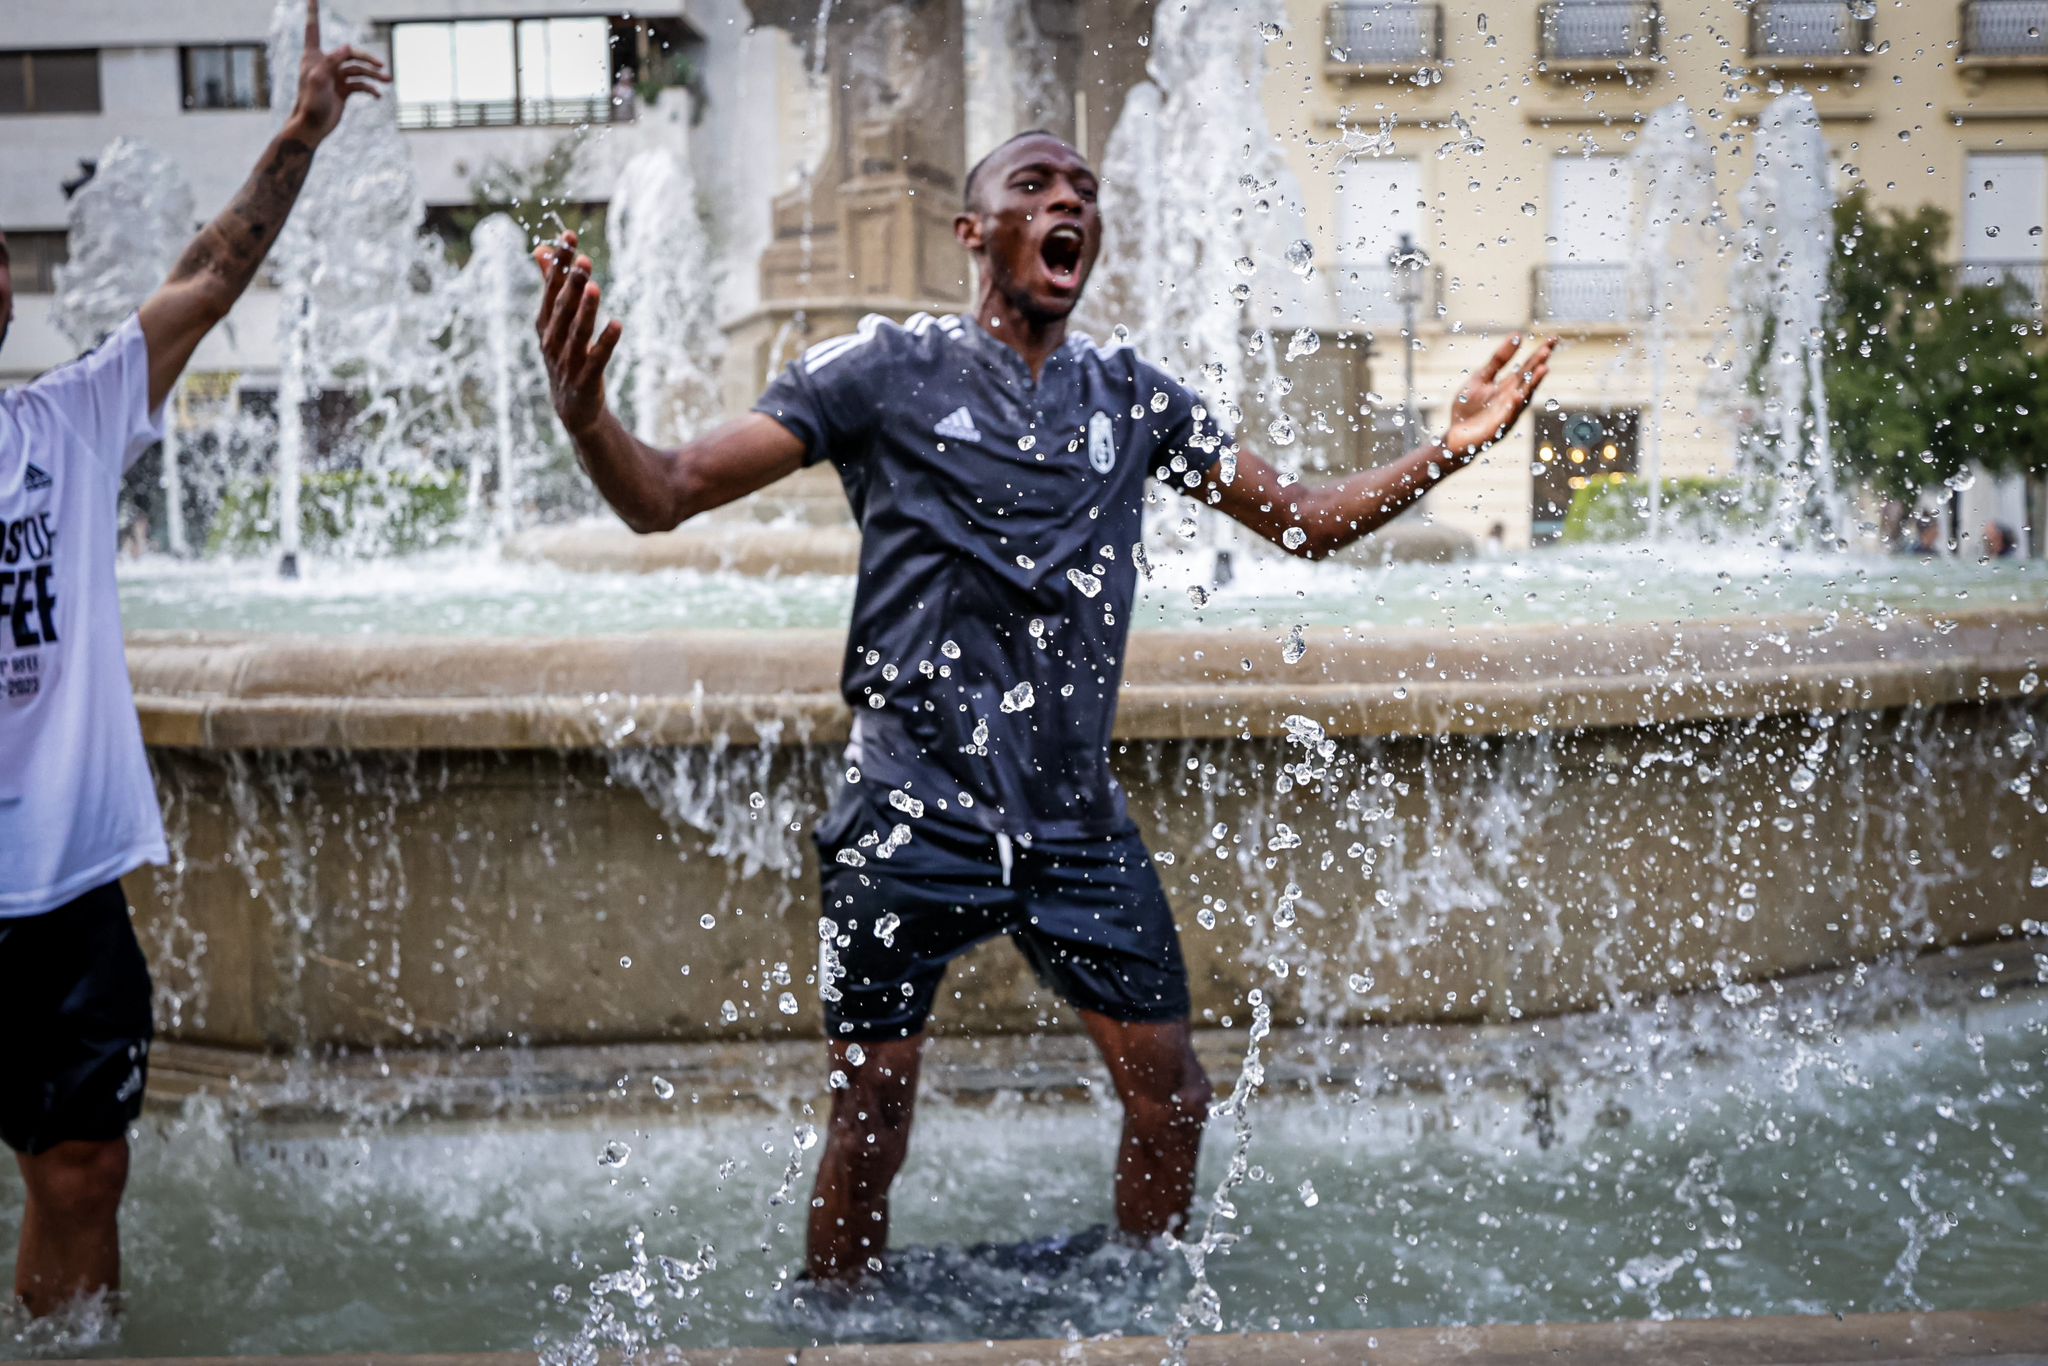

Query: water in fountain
left=1627, top=100, right=1722, bottom=541
left=1732, top=91, right=1844, bottom=549
left=609, top=145, right=724, bottom=448
left=447, top=214, right=551, bottom=539
left=262, top=0, right=453, bottom=574
left=52, top=137, right=198, bottom=553
left=1092, top=1, right=1328, bottom=576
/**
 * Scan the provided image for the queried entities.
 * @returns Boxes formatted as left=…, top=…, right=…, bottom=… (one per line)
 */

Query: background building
left=1267, top=0, right=2047, bottom=548
left=3, top=0, right=2043, bottom=551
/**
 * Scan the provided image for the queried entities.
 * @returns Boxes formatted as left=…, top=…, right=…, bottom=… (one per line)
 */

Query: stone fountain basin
left=123, top=609, right=2048, bottom=1052
left=129, top=608, right=2045, bottom=750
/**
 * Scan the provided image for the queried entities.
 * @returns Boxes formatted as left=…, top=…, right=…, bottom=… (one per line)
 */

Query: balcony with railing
left=1324, top=4, right=1443, bottom=73
left=1533, top=263, right=1640, bottom=324
left=396, top=95, right=622, bottom=131
left=1747, top=2, right=1874, bottom=63
left=1537, top=1, right=1661, bottom=67
left=1959, top=0, right=2048, bottom=62
left=1959, top=259, right=2048, bottom=311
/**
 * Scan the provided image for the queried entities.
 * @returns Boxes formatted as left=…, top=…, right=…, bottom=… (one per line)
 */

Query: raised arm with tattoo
left=137, top=0, right=387, bottom=411
left=1208, top=334, right=1557, bottom=558
left=530, top=231, right=804, bottom=534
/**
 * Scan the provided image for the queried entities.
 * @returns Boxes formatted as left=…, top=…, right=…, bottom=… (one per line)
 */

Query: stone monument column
left=730, top=0, right=970, bottom=401
left=729, top=0, right=1157, bottom=403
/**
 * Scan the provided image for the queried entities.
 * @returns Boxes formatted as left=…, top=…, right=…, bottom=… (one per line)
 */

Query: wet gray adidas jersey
left=754, top=312, right=1230, bottom=840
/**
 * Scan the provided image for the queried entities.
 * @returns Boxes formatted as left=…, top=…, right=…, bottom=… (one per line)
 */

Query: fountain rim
left=29, top=1302, right=2048, bottom=1365
left=126, top=606, right=2048, bottom=751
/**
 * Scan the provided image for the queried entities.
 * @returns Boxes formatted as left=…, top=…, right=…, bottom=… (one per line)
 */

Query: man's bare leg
left=1080, top=1014, right=1213, bottom=1240
left=14, top=1138, right=129, bottom=1317
left=806, top=1034, right=925, bottom=1282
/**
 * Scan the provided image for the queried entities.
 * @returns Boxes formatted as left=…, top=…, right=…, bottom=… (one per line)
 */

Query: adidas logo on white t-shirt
left=23, top=463, right=52, bottom=492
left=933, top=407, right=982, bottom=443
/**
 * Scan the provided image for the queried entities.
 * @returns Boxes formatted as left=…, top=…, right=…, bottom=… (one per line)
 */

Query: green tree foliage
left=1826, top=188, right=2047, bottom=501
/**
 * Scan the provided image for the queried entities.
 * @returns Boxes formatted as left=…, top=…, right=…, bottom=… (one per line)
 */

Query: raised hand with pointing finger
left=289, top=0, right=390, bottom=145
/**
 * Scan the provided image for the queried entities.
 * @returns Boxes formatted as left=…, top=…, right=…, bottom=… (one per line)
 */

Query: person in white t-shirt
left=0, top=3, right=385, bottom=1318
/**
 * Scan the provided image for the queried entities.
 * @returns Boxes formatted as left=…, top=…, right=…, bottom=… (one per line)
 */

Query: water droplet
left=1001, top=681, right=1036, bottom=712
left=1286, top=327, right=1321, bottom=361
left=1284, top=239, right=1314, bottom=276
left=795, top=1123, right=819, bottom=1151
left=600, top=1140, right=631, bottom=1168
left=1150, top=391, right=1171, bottom=412
left=1015, top=553, right=1036, bottom=570
left=889, top=789, right=926, bottom=818
left=1521, top=202, right=1537, bottom=217
left=1232, top=254, right=1257, bottom=276
left=1067, top=567, right=1103, bottom=597
left=1299, top=1179, right=1320, bottom=1207
left=2031, top=866, right=2048, bottom=889
left=1267, top=414, right=1298, bottom=446
left=1017, top=434, right=1037, bottom=452
left=720, top=1000, right=740, bottom=1023
left=1281, top=626, right=1307, bottom=664
left=778, top=991, right=800, bottom=1015
left=1282, top=526, right=1307, bottom=550
left=846, top=1043, right=866, bottom=1066
left=1347, top=971, right=1375, bottom=993
left=652, top=1076, right=675, bottom=1100
left=874, top=912, right=900, bottom=946
left=700, top=912, right=717, bottom=928
left=1789, top=764, right=1817, bottom=794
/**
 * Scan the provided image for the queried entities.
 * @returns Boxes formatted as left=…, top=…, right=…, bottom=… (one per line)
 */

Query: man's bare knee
left=22, top=1140, right=129, bottom=1224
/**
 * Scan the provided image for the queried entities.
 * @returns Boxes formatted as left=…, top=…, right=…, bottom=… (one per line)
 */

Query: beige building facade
left=1254, top=0, right=2048, bottom=546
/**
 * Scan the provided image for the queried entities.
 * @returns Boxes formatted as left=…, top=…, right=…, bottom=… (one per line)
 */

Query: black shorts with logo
left=814, top=794, right=1191, bottom=1041
left=0, top=880, right=153, bottom=1155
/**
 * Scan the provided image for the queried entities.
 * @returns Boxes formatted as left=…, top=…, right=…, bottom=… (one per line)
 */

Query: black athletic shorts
left=814, top=794, right=1191, bottom=1041
left=0, top=880, right=153, bottom=1155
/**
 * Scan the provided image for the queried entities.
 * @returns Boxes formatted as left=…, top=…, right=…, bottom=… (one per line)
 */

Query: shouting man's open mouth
left=1040, top=224, right=1085, bottom=290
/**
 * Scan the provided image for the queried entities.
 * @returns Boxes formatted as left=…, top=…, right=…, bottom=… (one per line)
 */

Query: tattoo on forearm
left=168, top=136, right=315, bottom=301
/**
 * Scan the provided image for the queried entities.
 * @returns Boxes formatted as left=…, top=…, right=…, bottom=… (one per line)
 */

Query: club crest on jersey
left=1087, top=411, right=1116, bottom=474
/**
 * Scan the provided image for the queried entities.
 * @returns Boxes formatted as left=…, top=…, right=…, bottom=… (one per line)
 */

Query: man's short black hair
left=962, top=129, right=1061, bottom=212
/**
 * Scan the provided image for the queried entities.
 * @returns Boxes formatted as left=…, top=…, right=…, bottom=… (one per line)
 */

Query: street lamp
left=1388, top=232, right=1430, bottom=436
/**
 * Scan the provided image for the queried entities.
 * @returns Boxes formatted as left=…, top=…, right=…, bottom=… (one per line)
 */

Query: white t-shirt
left=0, top=314, right=168, bottom=916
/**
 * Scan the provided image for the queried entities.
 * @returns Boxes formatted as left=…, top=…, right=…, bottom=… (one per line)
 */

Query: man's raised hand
left=533, top=231, right=624, bottom=438
left=288, top=0, right=389, bottom=145
left=1442, top=334, right=1558, bottom=460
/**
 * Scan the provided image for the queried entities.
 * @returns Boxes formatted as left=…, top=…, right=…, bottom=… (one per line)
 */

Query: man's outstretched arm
left=1206, top=334, right=1555, bottom=559
left=138, top=0, right=387, bottom=412
left=533, top=234, right=804, bottom=534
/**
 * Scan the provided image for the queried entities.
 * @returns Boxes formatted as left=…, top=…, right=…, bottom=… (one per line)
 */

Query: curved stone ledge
left=505, top=519, right=864, bottom=575
left=128, top=608, right=2048, bottom=750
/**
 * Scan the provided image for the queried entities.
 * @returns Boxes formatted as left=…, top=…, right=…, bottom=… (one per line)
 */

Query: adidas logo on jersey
left=934, top=407, right=982, bottom=443
left=23, top=463, right=53, bottom=492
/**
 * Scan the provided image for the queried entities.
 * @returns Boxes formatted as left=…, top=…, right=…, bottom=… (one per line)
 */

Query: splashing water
left=1733, top=92, right=1843, bottom=548
left=609, top=141, right=724, bottom=447
left=263, top=0, right=451, bottom=572
left=448, top=214, right=550, bottom=538
left=1629, top=100, right=1722, bottom=541
left=54, top=137, right=199, bottom=555
left=1092, top=1, right=1327, bottom=574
